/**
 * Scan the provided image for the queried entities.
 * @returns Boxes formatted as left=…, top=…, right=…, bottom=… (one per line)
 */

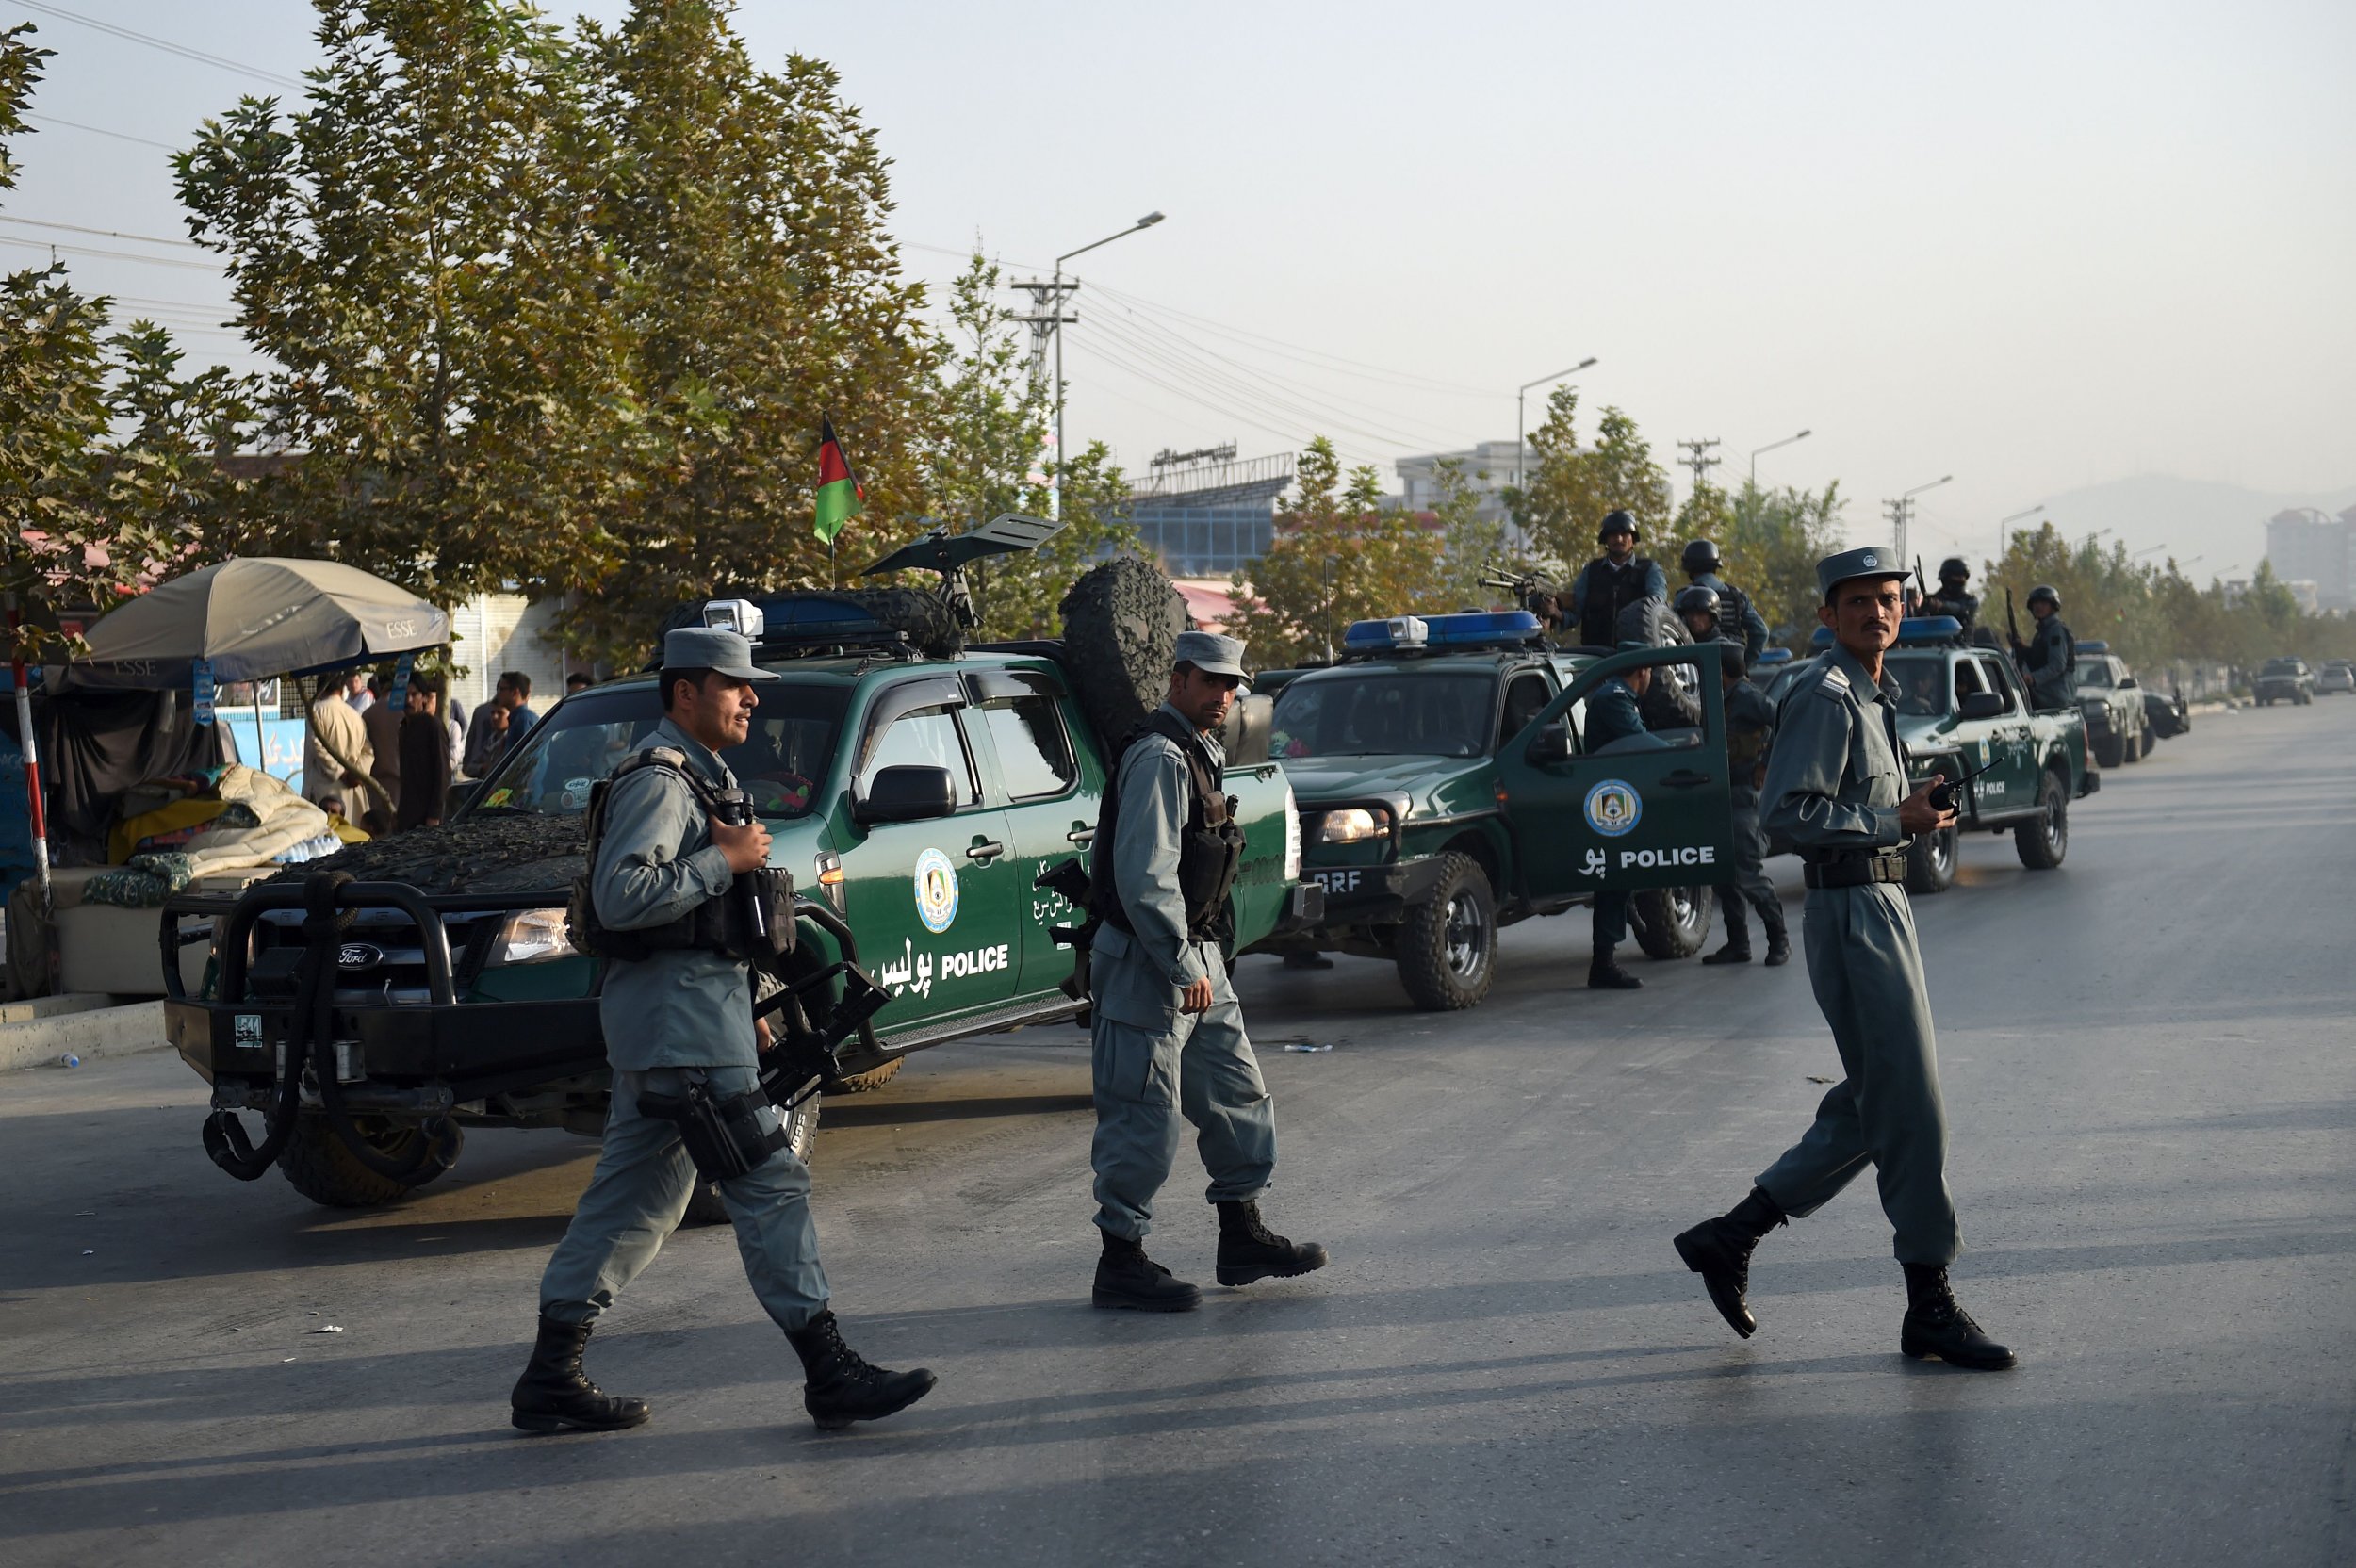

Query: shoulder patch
left=1818, top=663, right=1850, bottom=692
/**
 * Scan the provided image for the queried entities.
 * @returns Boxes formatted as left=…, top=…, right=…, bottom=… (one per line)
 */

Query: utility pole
left=1012, top=279, right=1079, bottom=514
left=1885, top=474, right=1954, bottom=566
left=1677, top=438, right=1721, bottom=506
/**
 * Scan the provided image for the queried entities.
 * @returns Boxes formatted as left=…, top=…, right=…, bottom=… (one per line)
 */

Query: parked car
left=2316, top=660, right=2355, bottom=696
left=2253, top=658, right=2315, bottom=706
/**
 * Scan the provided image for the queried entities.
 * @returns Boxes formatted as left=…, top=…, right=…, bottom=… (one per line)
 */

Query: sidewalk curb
left=1, top=998, right=170, bottom=1075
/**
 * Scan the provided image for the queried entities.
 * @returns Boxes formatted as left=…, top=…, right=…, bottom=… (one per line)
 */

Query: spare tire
left=1059, top=559, right=1187, bottom=745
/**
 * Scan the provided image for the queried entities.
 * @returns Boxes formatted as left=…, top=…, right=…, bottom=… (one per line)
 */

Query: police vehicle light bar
left=1754, top=648, right=1793, bottom=665
left=1341, top=610, right=1543, bottom=653
left=2074, top=640, right=2110, bottom=654
left=1808, top=615, right=1962, bottom=648
left=703, top=598, right=766, bottom=639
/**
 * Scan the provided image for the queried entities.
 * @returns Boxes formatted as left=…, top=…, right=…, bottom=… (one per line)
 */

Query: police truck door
left=1495, top=645, right=1737, bottom=898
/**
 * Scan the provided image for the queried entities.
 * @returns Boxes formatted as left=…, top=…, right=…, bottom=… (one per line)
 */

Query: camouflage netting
left=259, top=813, right=587, bottom=896
left=1058, top=559, right=1188, bottom=744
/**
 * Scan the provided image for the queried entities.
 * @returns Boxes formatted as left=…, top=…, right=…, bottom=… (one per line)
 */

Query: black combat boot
left=511, top=1313, right=651, bottom=1434
left=1214, top=1200, right=1331, bottom=1286
left=1701, top=939, right=1751, bottom=965
left=1899, top=1265, right=2017, bottom=1371
left=1093, top=1233, right=1203, bottom=1312
left=1672, top=1186, right=1787, bottom=1339
left=1763, top=927, right=1791, bottom=967
left=785, top=1309, right=939, bottom=1429
left=1588, top=952, right=1642, bottom=989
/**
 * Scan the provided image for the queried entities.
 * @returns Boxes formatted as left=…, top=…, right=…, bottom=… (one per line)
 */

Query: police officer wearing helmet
left=514, top=625, right=937, bottom=1435
left=1919, top=557, right=1980, bottom=638
left=1565, top=511, right=1667, bottom=650
left=1583, top=643, right=1669, bottom=991
left=1702, top=639, right=1789, bottom=968
left=2010, top=584, right=2076, bottom=710
left=1088, top=630, right=1328, bottom=1311
left=1674, top=583, right=1723, bottom=646
left=1678, top=539, right=1770, bottom=666
left=1672, top=548, right=2015, bottom=1372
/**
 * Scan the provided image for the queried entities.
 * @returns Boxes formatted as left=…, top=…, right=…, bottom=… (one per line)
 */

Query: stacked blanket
left=83, top=765, right=341, bottom=907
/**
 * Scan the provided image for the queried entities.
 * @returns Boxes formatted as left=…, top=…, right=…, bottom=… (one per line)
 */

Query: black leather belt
left=1802, top=851, right=1908, bottom=889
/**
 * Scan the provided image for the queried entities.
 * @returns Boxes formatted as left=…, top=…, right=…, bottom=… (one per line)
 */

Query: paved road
left=5, top=704, right=2351, bottom=1566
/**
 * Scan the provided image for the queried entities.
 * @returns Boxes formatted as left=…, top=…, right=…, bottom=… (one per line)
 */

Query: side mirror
left=855, top=764, right=957, bottom=825
left=1527, top=721, right=1574, bottom=763
left=2119, top=675, right=2138, bottom=689
left=1956, top=691, right=2005, bottom=721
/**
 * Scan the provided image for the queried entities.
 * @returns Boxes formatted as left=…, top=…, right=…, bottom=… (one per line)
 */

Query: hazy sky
left=8, top=1, right=2351, bottom=577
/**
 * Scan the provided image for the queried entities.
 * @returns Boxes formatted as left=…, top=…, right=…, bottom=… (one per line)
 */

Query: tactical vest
left=1922, top=587, right=1978, bottom=633
left=1579, top=555, right=1659, bottom=649
left=566, top=747, right=794, bottom=964
left=1090, top=709, right=1245, bottom=947
left=1713, top=579, right=1755, bottom=646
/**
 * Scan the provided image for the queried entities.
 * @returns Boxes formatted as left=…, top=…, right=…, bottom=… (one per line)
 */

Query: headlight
left=491, top=907, right=577, bottom=965
left=1282, top=782, right=1302, bottom=882
left=1316, top=807, right=1392, bottom=844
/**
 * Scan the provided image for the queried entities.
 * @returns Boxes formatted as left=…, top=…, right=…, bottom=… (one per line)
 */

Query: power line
left=17, top=2, right=307, bottom=92
left=0, top=213, right=202, bottom=249
left=0, top=233, right=222, bottom=270
left=1088, top=279, right=1505, bottom=400
left=23, top=111, right=178, bottom=152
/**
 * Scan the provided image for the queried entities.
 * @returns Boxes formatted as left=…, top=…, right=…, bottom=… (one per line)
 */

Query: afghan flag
left=813, top=415, right=865, bottom=545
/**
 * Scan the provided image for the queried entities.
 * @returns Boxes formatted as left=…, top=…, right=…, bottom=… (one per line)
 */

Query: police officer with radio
left=1585, top=645, right=1668, bottom=991
left=1088, top=630, right=1328, bottom=1312
left=1678, top=539, right=1770, bottom=667
left=1671, top=549, right=2014, bottom=1371
left=1702, top=640, right=1789, bottom=968
left=1565, top=511, right=1667, bottom=649
left=513, top=625, right=936, bottom=1434
left=2011, top=584, right=2076, bottom=710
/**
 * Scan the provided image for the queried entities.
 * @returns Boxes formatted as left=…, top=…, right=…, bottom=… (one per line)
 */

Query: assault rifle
left=1479, top=565, right=1562, bottom=624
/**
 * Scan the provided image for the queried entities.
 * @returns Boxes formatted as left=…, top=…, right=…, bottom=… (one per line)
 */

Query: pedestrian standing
left=1583, top=645, right=1668, bottom=990
left=513, top=626, right=935, bottom=1432
left=396, top=677, right=451, bottom=832
left=303, top=672, right=384, bottom=830
left=1672, top=547, right=2013, bottom=1371
left=1088, top=630, right=1328, bottom=1311
left=360, top=675, right=403, bottom=824
left=1700, top=640, right=1789, bottom=967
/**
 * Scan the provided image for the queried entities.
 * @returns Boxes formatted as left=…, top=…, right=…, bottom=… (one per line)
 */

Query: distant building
left=1393, top=441, right=1532, bottom=530
left=2264, top=508, right=2353, bottom=611
left=1124, top=449, right=1296, bottom=578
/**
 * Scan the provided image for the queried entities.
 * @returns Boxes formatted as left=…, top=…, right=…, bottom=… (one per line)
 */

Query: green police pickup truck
left=1766, top=616, right=2097, bottom=893
left=159, top=570, right=1319, bottom=1214
left=1256, top=612, right=1737, bottom=1011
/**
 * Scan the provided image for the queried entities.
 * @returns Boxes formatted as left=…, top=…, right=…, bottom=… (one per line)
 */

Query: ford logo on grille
left=337, top=942, right=384, bottom=970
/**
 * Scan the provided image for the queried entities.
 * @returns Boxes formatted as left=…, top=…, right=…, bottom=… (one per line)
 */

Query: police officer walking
left=2011, top=584, right=2076, bottom=710
left=1583, top=645, right=1667, bottom=991
left=1565, top=511, right=1667, bottom=649
left=1088, top=631, right=1328, bottom=1311
left=1919, top=558, right=1980, bottom=638
left=512, top=625, right=936, bottom=1434
left=1671, top=549, right=2014, bottom=1371
left=1678, top=539, right=1769, bottom=667
left=1700, top=640, right=1788, bottom=968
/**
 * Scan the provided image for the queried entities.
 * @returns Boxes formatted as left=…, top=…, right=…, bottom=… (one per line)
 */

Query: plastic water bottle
left=58, top=1054, right=80, bottom=1069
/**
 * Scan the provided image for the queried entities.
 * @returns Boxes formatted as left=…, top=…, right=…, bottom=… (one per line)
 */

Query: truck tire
left=276, top=1114, right=461, bottom=1209
left=680, top=1092, right=821, bottom=1227
left=2014, top=769, right=2070, bottom=870
left=2138, top=727, right=2157, bottom=759
left=1394, top=853, right=1497, bottom=1011
left=1905, top=824, right=1958, bottom=894
left=1631, top=885, right=1713, bottom=960
left=1058, top=558, right=1188, bottom=745
left=2092, top=730, right=2124, bottom=768
left=824, top=1057, right=905, bottom=1095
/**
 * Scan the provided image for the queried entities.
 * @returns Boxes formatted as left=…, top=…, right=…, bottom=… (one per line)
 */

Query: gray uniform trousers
left=1089, top=932, right=1278, bottom=1241
left=538, top=1063, right=830, bottom=1331
left=1755, top=882, right=1960, bottom=1265
left=1714, top=792, right=1785, bottom=947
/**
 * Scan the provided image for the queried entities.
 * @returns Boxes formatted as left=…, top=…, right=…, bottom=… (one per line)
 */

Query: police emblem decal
left=913, top=848, right=959, bottom=933
left=1583, top=778, right=1643, bottom=838
left=1861, top=551, right=1877, bottom=566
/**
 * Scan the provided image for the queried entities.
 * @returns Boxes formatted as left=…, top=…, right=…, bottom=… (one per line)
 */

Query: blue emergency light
left=1342, top=610, right=1544, bottom=653
left=1754, top=647, right=1793, bottom=665
left=2074, top=640, right=2109, bottom=654
left=1807, top=616, right=1962, bottom=648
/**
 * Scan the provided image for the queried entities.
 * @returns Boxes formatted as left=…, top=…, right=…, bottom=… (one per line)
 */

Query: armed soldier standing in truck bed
left=1671, top=548, right=2015, bottom=1372
left=2010, top=583, right=2076, bottom=710
left=1679, top=539, right=1770, bottom=667
left=1088, top=631, right=1329, bottom=1312
left=1918, top=558, right=1980, bottom=639
left=1564, top=510, right=1667, bottom=649
left=512, top=625, right=936, bottom=1435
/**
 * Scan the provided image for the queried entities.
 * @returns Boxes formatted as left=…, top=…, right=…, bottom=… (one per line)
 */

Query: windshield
left=2261, top=660, right=2301, bottom=677
left=2076, top=660, right=2113, bottom=688
left=469, top=682, right=849, bottom=818
left=1884, top=652, right=1951, bottom=717
left=1271, top=671, right=1497, bottom=759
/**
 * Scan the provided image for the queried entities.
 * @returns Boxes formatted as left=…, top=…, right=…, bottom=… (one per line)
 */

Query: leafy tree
left=1226, top=437, right=1447, bottom=669
left=1425, top=456, right=1510, bottom=610
left=1677, top=478, right=1849, bottom=648
left=1507, top=386, right=1673, bottom=573
left=1, top=24, right=255, bottom=661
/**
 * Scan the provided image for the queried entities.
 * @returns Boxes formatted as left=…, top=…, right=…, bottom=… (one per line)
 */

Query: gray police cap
left=1173, top=629, right=1248, bottom=680
left=1815, top=546, right=1911, bottom=602
left=661, top=625, right=777, bottom=681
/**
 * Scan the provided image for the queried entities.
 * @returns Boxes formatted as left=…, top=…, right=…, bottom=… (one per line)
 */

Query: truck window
left=980, top=695, right=1077, bottom=799
left=1886, top=651, right=1949, bottom=717
left=2077, top=659, right=2113, bottom=689
left=859, top=707, right=978, bottom=805
left=1498, top=672, right=1551, bottom=749
left=1270, top=672, right=1496, bottom=760
left=1972, top=655, right=2017, bottom=711
left=474, top=683, right=846, bottom=818
left=1954, top=658, right=1986, bottom=699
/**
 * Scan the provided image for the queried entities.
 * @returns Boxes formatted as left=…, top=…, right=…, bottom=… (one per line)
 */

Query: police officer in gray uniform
left=1583, top=645, right=1667, bottom=991
left=2011, top=583, right=2076, bottom=710
left=1088, top=630, right=1328, bottom=1311
left=1700, top=639, right=1789, bottom=968
left=512, top=626, right=936, bottom=1433
left=1672, top=549, right=2014, bottom=1371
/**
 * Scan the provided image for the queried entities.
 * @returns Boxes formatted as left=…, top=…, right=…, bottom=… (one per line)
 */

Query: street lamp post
left=1051, top=210, right=1165, bottom=520
left=1515, top=358, right=1597, bottom=493
left=1887, top=474, right=1952, bottom=564
left=1998, top=504, right=2044, bottom=561
left=1748, top=428, right=1811, bottom=487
